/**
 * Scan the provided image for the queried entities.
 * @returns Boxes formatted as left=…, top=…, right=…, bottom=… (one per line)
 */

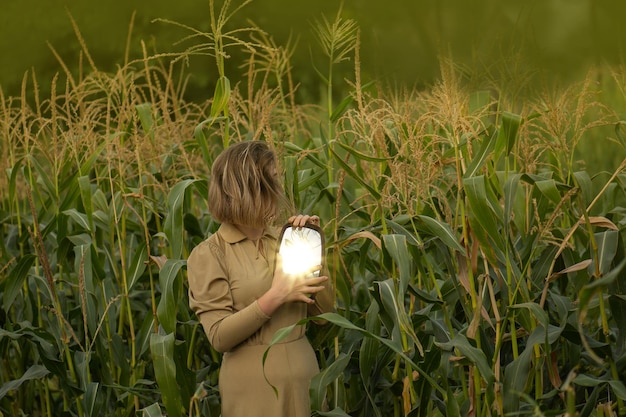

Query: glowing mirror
left=277, top=223, right=324, bottom=277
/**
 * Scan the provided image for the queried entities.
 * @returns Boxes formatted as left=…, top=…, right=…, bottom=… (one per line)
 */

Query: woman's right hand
left=257, top=264, right=328, bottom=316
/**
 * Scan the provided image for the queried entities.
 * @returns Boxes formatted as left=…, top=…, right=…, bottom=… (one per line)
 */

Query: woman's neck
left=235, top=224, right=264, bottom=241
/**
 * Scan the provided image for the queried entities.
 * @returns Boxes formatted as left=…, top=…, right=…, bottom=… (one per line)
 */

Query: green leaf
left=156, top=259, right=186, bottom=334
left=436, top=334, right=494, bottom=384
left=330, top=80, right=375, bottom=122
left=535, top=179, right=562, bottom=205
left=503, top=346, right=533, bottom=413
left=136, top=103, right=155, bottom=138
left=65, top=232, right=92, bottom=247
left=3, top=254, right=36, bottom=312
left=330, top=94, right=354, bottom=122
left=127, top=242, right=148, bottom=291
left=572, top=375, right=626, bottom=400
left=608, top=380, right=626, bottom=401
left=464, top=129, right=497, bottom=178
left=446, top=386, right=461, bottom=416
left=8, top=157, right=23, bottom=206
left=284, top=155, right=299, bottom=205
left=264, top=313, right=445, bottom=397
left=595, top=230, right=618, bottom=276
left=573, top=374, right=604, bottom=387
left=463, top=176, right=505, bottom=251
left=210, top=76, right=231, bottom=118
left=283, top=142, right=327, bottom=169
left=79, top=134, right=111, bottom=175
left=579, top=259, right=626, bottom=362
left=261, top=323, right=298, bottom=396
left=141, top=403, right=165, bottom=417
left=376, top=278, right=424, bottom=357
left=333, top=140, right=390, bottom=163
left=360, top=301, right=381, bottom=379
left=194, top=116, right=226, bottom=167
left=573, top=171, right=593, bottom=207
left=382, top=234, right=411, bottom=298
left=469, top=90, right=491, bottom=114
left=310, top=353, right=351, bottom=411
left=377, top=279, right=421, bottom=353
left=415, top=215, right=465, bottom=254
left=316, top=408, right=353, bottom=417
left=27, top=154, right=56, bottom=199
left=83, top=382, right=101, bottom=417
left=296, top=169, right=326, bottom=191
left=358, top=302, right=384, bottom=416
left=164, top=179, right=196, bottom=260
left=609, top=294, right=626, bottom=353
left=386, top=218, right=421, bottom=246
left=150, top=333, right=183, bottom=417
left=503, top=174, right=523, bottom=232
left=503, top=326, right=546, bottom=413
left=63, top=208, right=91, bottom=232
left=509, top=302, right=549, bottom=330
left=329, top=146, right=381, bottom=199
left=495, top=111, right=522, bottom=157
left=136, top=313, right=157, bottom=357
left=0, top=364, right=49, bottom=399
left=78, top=175, right=94, bottom=231
left=579, top=259, right=626, bottom=315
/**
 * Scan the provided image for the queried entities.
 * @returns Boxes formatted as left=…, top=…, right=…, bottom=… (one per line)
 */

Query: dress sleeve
left=187, top=240, right=271, bottom=353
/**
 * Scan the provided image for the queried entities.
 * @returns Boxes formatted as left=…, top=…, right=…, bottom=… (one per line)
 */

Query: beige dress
left=187, top=223, right=334, bottom=417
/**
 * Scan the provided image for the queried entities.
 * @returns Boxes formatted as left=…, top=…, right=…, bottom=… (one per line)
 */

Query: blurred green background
left=2, top=0, right=626, bottom=103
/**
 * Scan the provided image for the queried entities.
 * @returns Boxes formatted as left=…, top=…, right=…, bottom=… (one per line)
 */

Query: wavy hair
left=208, top=141, right=289, bottom=228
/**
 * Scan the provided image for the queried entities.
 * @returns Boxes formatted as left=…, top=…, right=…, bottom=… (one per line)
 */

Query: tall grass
left=1, top=2, right=626, bottom=416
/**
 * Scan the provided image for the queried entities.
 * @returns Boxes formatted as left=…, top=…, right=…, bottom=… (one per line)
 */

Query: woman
left=187, top=141, right=334, bottom=417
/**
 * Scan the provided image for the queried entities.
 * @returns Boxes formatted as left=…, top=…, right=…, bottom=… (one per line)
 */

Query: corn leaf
left=415, top=215, right=465, bottom=254
left=436, top=334, right=494, bottom=385
left=463, top=176, right=505, bottom=252
left=382, top=234, right=411, bottom=298
left=210, top=76, right=231, bottom=118
left=264, top=313, right=445, bottom=397
left=141, top=403, right=165, bottom=417
left=3, top=254, right=36, bottom=312
left=82, top=382, right=101, bottom=417
left=330, top=146, right=381, bottom=199
left=136, top=103, right=155, bottom=139
left=0, top=365, right=49, bottom=399
left=503, top=327, right=545, bottom=413
left=164, top=179, right=196, bottom=259
left=595, top=230, right=618, bottom=275
left=310, top=353, right=351, bottom=411
left=464, top=129, right=497, bottom=178
left=333, top=140, right=390, bottom=163
left=150, top=333, right=183, bottom=417
left=535, top=179, right=563, bottom=205
left=127, top=242, right=148, bottom=291
left=63, top=208, right=91, bottom=232
left=156, top=259, right=186, bottom=334
left=495, top=111, right=522, bottom=157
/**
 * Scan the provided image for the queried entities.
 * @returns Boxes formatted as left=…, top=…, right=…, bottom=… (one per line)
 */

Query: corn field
left=1, top=2, right=626, bottom=417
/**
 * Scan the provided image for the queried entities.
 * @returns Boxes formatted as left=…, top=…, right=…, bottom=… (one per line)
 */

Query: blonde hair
left=208, top=141, right=289, bottom=227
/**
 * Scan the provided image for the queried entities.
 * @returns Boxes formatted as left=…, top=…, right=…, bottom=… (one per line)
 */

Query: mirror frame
left=276, top=222, right=325, bottom=277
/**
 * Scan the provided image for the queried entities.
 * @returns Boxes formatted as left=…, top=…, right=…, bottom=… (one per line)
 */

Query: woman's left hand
left=288, top=214, right=320, bottom=228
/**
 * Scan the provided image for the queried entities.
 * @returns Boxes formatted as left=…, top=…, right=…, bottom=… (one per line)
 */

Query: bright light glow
left=279, top=227, right=322, bottom=277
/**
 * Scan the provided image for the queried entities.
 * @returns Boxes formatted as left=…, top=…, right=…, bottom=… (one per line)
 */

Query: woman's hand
left=288, top=214, right=320, bottom=228
left=257, top=264, right=328, bottom=316
left=257, top=213, right=325, bottom=316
